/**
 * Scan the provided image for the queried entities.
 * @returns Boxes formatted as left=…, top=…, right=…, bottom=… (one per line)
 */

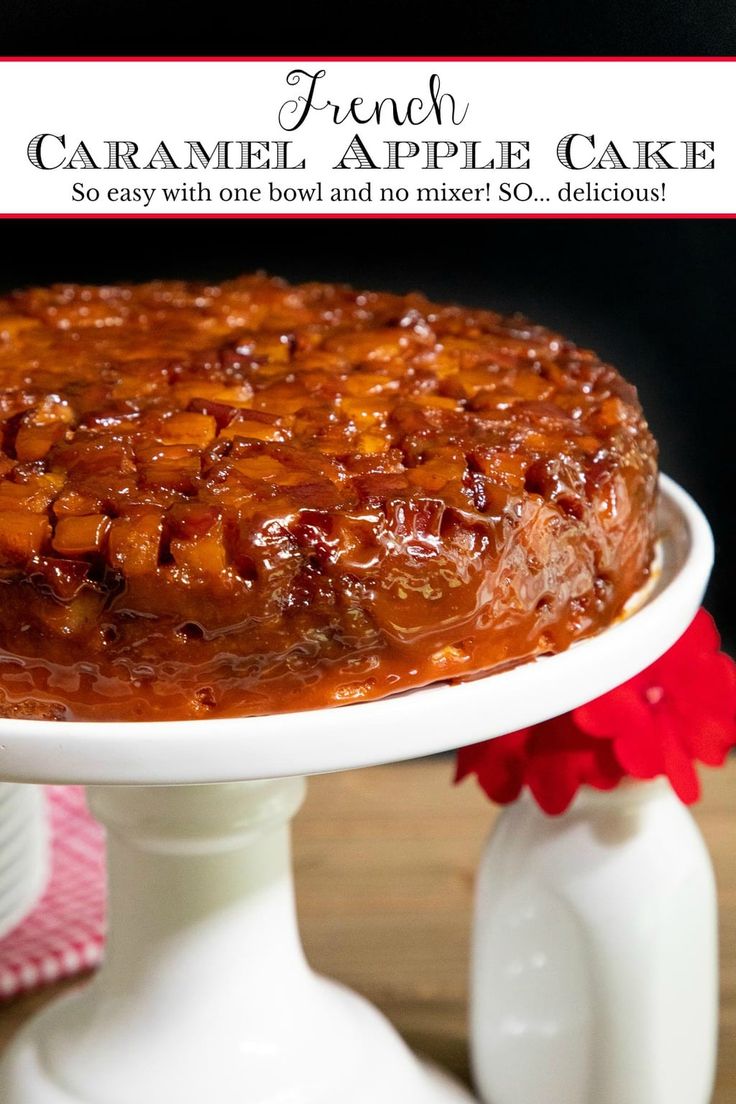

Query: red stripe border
left=0, top=213, right=732, bottom=220
left=0, top=56, right=734, bottom=62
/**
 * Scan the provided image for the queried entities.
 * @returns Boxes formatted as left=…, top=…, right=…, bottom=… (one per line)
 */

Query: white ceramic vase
left=0, top=783, right=48, bottom=942
left=471, top=778, right=718, bottom=1104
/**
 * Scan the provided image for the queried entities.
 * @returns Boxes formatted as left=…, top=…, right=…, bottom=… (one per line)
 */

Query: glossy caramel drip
left=0, top=275, right=657, bottom=721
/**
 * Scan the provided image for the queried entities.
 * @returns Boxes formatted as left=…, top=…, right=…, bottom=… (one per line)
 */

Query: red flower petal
left=682, top=712, right=733, bottom=766
left=456, top=731, right=528, bottom=805
left=658, top=713, right=702, bottom=804
left=525, top=724, right=624, bottom=813
left=526, top=752, right=584, bottom=815
left=678, top=607, right=721, bottom=655
left=455, top=742, right=487, bottom=783
left=455, top=608, right=735, bottom=814
left=613, top=726, right=665, bottom=778
left=574, top=685, right=652, bottom=739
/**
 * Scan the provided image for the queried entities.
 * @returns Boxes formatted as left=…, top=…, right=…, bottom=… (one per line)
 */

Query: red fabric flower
left=456, top=609, right=736, bottom=814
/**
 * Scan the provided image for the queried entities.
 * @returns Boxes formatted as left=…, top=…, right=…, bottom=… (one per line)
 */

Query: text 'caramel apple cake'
left=0, top=275, right=658, bottom=722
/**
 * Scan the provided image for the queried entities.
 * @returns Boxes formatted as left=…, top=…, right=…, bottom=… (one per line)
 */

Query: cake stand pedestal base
left=0, top=778, right=474, bottom=1104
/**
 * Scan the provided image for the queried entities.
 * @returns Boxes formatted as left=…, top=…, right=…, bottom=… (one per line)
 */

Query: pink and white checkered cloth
left=0, top=787, right=106, bottom=999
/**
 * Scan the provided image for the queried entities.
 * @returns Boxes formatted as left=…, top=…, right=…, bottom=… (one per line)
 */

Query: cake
left=0, top=275, right=658, bottom=722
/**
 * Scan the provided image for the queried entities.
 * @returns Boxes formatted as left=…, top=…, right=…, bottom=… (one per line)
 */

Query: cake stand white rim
left=0, top=473, right=713, bottom=785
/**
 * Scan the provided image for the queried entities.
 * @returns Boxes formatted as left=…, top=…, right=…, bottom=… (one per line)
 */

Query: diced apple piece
left=339, top=396, right=390, bottom=429
left=171, top=528, right=227, bottom=574
left=470, top=449, right=527, bottom=491
left=135, top=442, right=198, bottom=465
left=167, top=503, right=220, bottom=540
left=251, top=392, right=304, bottom=416
left=0, top=511, right=50, bottom=564
left=160, top=412, right=216, bottom=449
left=468, top=388, right=520, bottom=413
left=230, top=455, right=290, bottom=483
left=354, top=472, right=410, bottom=500
left=0, top=481, right=56, bottom=513
left=512, top=373, right=555, bottom=402
left=324, top=329, right=405, bottom=362
left=285, top=481, right=340, bottom=508
left=343, top=372, right=397, bottom=397
left=411, top=394, right=460, bottom=412
left=53, top=514, right=111, bottom=557
left=311, top=435, right=356, bottom=457
left=406, top=449, right=465, bottom=492
left=417, top=349, right=460, bottom=380
left=26, top=395, right=75, bottom=427
left=41, top=589, right=105, bottom=638
left=357, top=433, right=389, bottom=455
left=112, top=376, right=165, bottom=401
left=331, top=515, right=383, bottom=571
left=172, top=381, right=253, bottom=408
left=63, top=438, right=136, bottom=478
left=137, top=445, right=201, bottom=494
left=40, top=472, right=65, bottom=494
left=406, top=464, right=451, bottom=493
left=186, top=398, right=239, bottom=429
left=597, top=396, right=631, bottom=428
left=14, top=422, right=67, bottom=461
left=168, top=505, right=227, bottom=574
left=53, top=489, right=105, bottom=517
left=442, top=368, right=497, bottom=400
left=575, top=435, right=601, bottom=455
left=523, top=431, right=560, bottom=453
left=465, top=472, right=512, bottom=516
left=249, top=333, right=294, bottom=364
left=140, top=459, right=200, bottom=494
left=218, top=414, right=286, bottom=443
left=108, top=513, right=163, bottom=574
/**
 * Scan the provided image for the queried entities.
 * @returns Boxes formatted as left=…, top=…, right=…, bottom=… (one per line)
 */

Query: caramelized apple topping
left=0, top=276, right=657, bottom=721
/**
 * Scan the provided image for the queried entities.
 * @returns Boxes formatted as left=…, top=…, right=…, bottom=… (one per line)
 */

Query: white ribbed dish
left=0, top=784, right=48, bottom=942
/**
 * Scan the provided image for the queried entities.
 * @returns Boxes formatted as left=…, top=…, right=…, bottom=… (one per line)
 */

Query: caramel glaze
left=0, top=275, right=658, bottom=722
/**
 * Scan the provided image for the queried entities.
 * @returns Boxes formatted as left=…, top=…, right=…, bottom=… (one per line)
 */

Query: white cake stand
left=0, top=475, right=713, bottom=1104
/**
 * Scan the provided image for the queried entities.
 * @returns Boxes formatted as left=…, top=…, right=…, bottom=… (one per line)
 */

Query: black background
left=2, top=218, right=733, bottom=643
left=5, top=0, right=736, bottom=57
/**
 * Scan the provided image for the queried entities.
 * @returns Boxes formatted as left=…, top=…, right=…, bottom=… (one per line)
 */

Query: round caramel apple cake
left=0, top=275, right=658, bottom=722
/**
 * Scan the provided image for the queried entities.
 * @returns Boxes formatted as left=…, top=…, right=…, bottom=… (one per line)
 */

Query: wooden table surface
left=1, top=758, right=734, bottom=1099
